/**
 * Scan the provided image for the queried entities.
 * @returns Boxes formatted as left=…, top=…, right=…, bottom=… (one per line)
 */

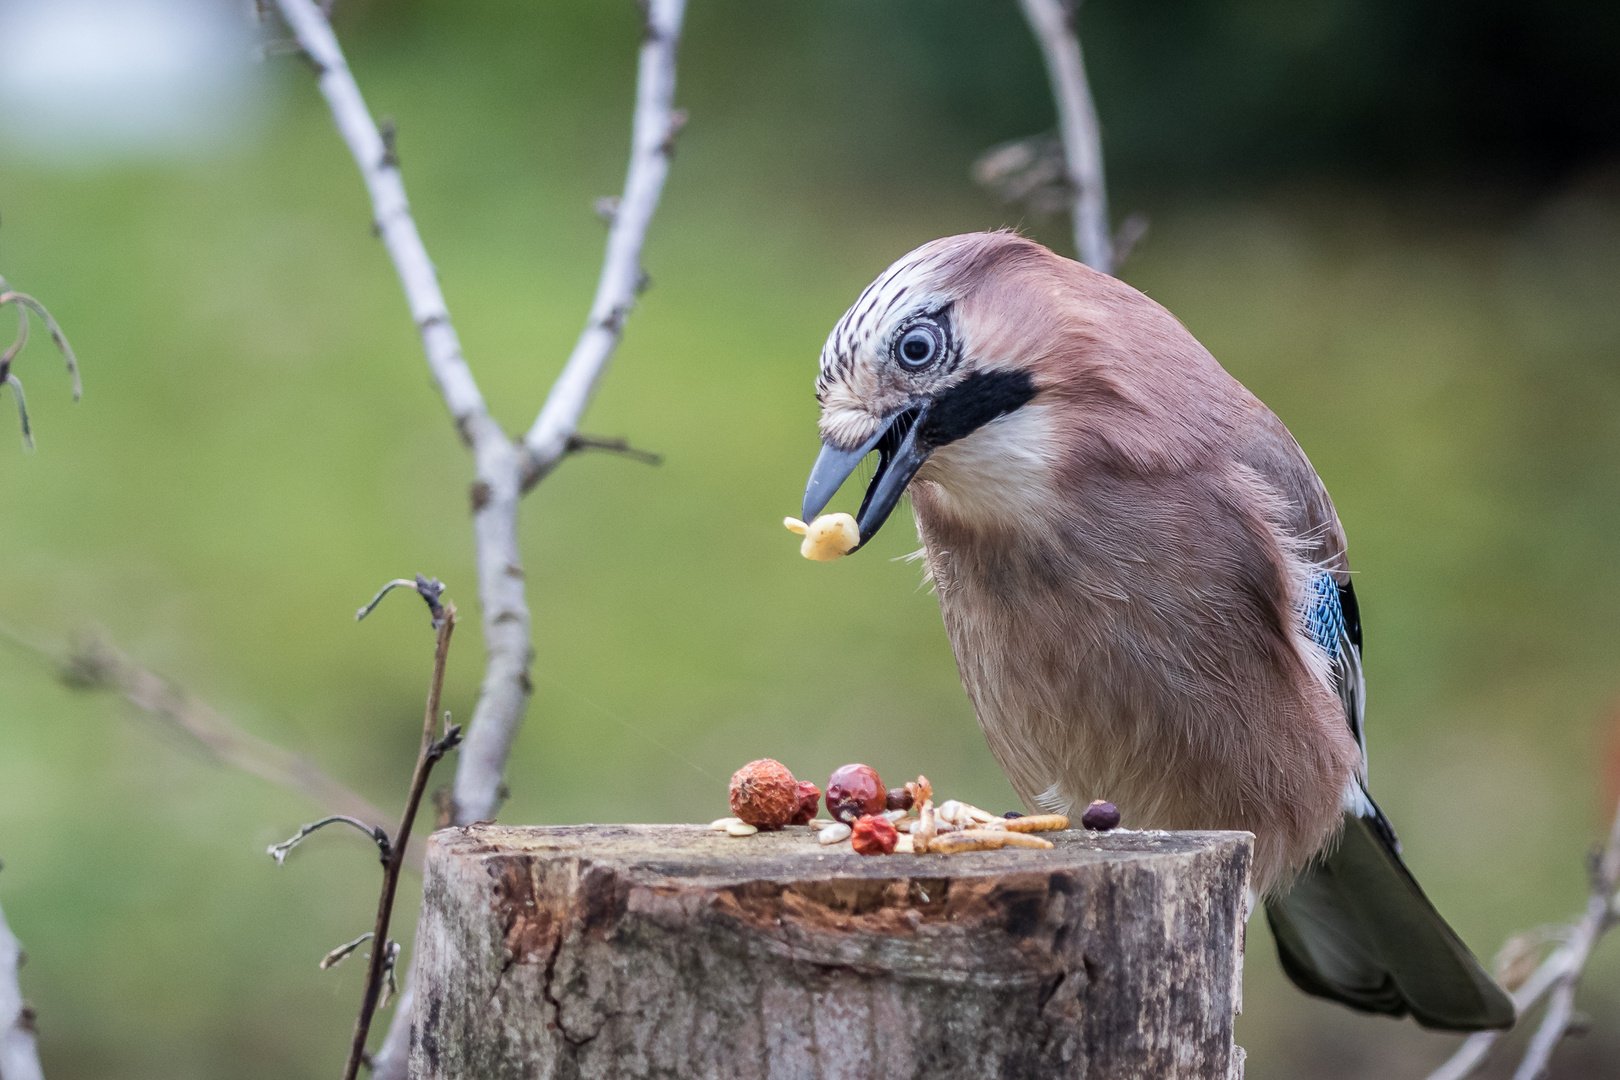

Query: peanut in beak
left=783, top=513, right=859, bottom=561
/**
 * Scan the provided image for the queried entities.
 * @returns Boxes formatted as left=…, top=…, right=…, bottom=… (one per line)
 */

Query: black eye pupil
left=900, top=329, right=935, bottom=364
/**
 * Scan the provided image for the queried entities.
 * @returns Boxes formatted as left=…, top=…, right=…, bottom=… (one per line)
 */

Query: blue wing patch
left=1304, top=570, right=1346, bottom=655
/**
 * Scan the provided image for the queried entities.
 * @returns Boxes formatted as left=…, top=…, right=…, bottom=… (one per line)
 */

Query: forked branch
left=521, top=0, right=687, bottom=488
left=1426, top=800, right=1620, bottom=1080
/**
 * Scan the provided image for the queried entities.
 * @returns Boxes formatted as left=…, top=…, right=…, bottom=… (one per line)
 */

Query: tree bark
left=409, top=824, right=1251, bottom=1079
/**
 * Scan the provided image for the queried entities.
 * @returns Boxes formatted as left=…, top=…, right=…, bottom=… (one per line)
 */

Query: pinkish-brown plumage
left=805, top=230, right=1514, bottom=1029
left=819, top=231, right=1357, bottom=893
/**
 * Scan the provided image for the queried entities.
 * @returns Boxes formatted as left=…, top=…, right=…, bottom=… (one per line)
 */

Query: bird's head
left=802, top=230, right=1075, bottom=550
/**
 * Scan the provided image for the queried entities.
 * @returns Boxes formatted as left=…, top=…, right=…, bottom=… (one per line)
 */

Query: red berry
left=1081, top=799, right=1120, bottom=831
left=826, top=763, right=885, bottom=823
left=790, top=781, right=822, bottom=826
left=885, top=787, right=914, bottom=812
left=729, top=759, right=799, bottom=829
left=850, top=814, right=899, bottom=855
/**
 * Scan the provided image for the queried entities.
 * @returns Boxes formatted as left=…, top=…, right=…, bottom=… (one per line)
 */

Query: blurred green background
left=1, top=0, right=1618, bottom=1076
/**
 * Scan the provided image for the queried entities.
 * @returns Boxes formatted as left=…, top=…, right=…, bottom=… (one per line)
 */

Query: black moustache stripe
left=918, top=369, right=1037, bottom=448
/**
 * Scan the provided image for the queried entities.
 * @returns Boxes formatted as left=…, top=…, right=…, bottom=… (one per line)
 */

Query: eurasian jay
left=800, top=230, right=1514, bottom=1030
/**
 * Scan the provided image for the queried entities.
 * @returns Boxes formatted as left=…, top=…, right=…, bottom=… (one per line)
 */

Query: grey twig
left=1425, top=801, right=1620, bottom=1080
left=268, top=816, right=391, bottom=866
left=0, top=620, right=418, bottom=870
left=0, top=281, right=81, bottom=450
left=319, top=931, right=374, bottom=970
left=1015, top=0, right=1114, bottom=273
left=356, top=573, right=447, bottom=628
left=0, top=888, right=44, bottom=1080
left=337, top=599, right=457, bottom=1080
left=564, top=433, right=663, bottom=466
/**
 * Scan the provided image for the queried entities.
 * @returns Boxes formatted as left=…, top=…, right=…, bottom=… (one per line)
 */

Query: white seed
left=962, top=803, right=999, bottom=824
left=883, top=809, right=908, bottom=824
left=709, top=817, right=742, bottom=831
left=818, top=822, right=852, bottom=845
left=894, top=833, right=915, bottom=854
left=725, top=821, right=759, bottom=837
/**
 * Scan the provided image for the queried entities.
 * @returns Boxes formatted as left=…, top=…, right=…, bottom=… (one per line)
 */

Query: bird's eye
left=895, top=324, right=941, bottom=370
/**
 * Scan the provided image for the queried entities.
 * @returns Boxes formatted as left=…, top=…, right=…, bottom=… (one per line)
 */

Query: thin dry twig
left=564, top=432, right=664, bottom=467
left=337, top=578, right=460, bottom=1080
left=1425, top=801, right=1620, bottom=1080
left=320, top=931, right=374, bottom=971
left=268, top=816, right=391, bottom=866
left=0, top=620, right=418, bottom=871
left=0, top=884, right=44, bottom=1080
left=1015, top=0, right=1113, bottom=273
left=0, top=278, right=81, bottom=451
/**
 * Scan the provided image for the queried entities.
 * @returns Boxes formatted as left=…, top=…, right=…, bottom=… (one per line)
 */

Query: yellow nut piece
left=783, top=513, right=859, bottom=562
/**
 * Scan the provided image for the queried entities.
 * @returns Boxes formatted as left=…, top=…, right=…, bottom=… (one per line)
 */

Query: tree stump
left=409, top=824, right=1252, bottom=1080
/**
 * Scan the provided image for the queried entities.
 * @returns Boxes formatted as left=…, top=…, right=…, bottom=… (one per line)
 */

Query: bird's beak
left=801, top=404, right=932, bottom=551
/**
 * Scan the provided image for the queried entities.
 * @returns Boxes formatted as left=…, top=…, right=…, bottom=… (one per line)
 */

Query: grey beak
left=801, top=404, right=933, bottom=550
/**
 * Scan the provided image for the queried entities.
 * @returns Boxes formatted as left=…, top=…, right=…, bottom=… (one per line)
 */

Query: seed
left=709, top=816, right=743, bottom=831
left=726, top=820, right=759, bottom=837
left=818, top=822, right=852, bottom=845
left=1002, top=814, right=1069, bottom=833
left=886, top=787, right=914, bottom=812
left=1080, top=800, right=1121, bottom=831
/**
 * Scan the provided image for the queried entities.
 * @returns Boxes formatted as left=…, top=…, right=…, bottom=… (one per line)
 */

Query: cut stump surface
left=409, top=823, right=1252, bottom=1080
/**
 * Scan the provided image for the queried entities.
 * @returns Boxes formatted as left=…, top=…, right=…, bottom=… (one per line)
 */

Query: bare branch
left=1016, top=0, right=1113, bottom=273
left=565, top=432, right=663, bottom=467
left=521, top=0, right=688, bottom=487
left=0, top=889, right=44, bottom=1080
left=4, top=374, right=32, bottom=452
left=1426, top=802, right=1620, bottom=1080
left=356, top=573, right=447, bottom=627
left=320, top=931, right=374, bottom=970
left=339, top=602, right=457, bottom=1080
left=0, top=620, right=417, bottom=870
left=268, top=815, right=391, bottom=866
left=0, top=285, right=81, bottom=401
left=269, top=0, right=500, bottom=459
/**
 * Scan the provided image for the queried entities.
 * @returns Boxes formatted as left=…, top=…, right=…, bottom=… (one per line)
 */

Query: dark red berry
left=850, top=814, right=899, bottom=855
left=790, top=782, right=822, bottom=826
left=1080, top=799, right=1120, bottom=831
left=886, top=787, right=914, bottom=812
left=826, top=764, right=885, bottom=823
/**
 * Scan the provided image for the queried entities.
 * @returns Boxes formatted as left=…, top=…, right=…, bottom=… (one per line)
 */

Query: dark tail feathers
left=1265, top=809, right=1515, bottom=1031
